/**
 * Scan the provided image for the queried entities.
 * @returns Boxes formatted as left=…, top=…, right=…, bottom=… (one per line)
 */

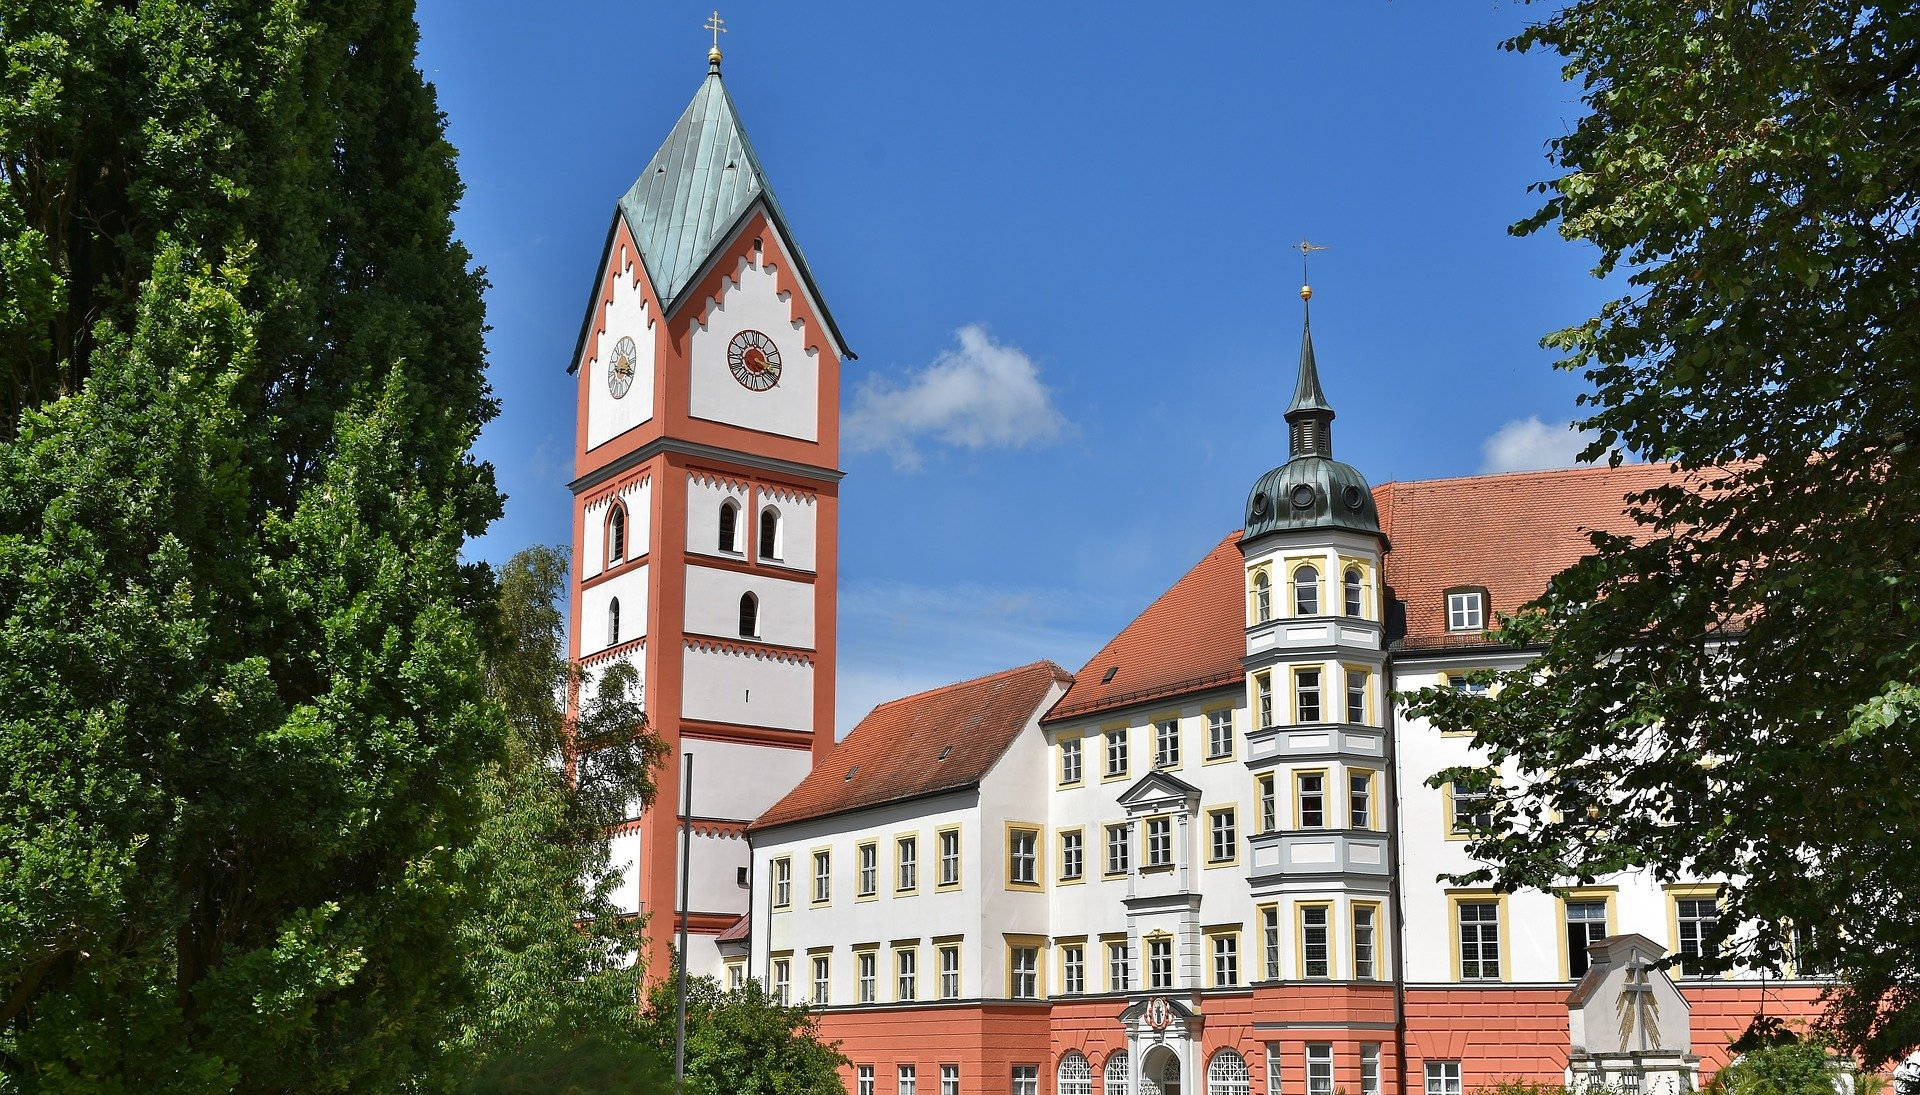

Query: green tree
left=0, top=1, right=509, bottom=1090
left=642, top=974, right=848, bottom=1095
left=1708, top=1037, right=1878, bottom=1095
left=1407, top=0, right=1920, bottom=1066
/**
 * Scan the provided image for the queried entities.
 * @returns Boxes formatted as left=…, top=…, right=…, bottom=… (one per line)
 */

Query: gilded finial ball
left=709, top=45, right=723, bottom=63
left=1300, top=284, right=1313, bottom=301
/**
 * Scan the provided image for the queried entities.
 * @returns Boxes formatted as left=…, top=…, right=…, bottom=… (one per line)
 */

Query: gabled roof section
left=1376, top=462, right=1680, bottom=652
left=1044, top=533, right=1247, bottom=724
left=616, top=70, right=851, bottom=356
left=1115, top=769, right=1202, bottom=808
left=748, top=661, right=1071, bottom=833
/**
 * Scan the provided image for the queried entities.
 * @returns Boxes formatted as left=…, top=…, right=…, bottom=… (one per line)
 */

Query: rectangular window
left=1060, top=737, right=1082, bottom=784
left=858, top=842, right=878, bottom=897
left=1155, top=719, right=1180, bottom=768
left=1301, top=904, right=1331, bottom=978
left=1106, top=823, right=1131, bottom=875
left=1207, top=708, right=1233, bottom=759
left=1262, top=905, right=1281, bottom=979
left=939, top=944, right=960, bottom=999
left=1256, top=672, right=1274, bottom=727
left=1450, top=784, right=1496, bottom=835
left=896, top=947, right=917, bottom=1001
left=812, top=850, right=831, bottom=904
left=1567, top=899, right=1608, bottom=978
left=942, top=1065, right=962, bottom=1095
left=1349, top=771, right=1374, bottom=830
left=1268, top=1047, right=1284, bottom=1095
left=1144, top=816, right=1173, bottom=868
left=1362, top=1045, right=1382, bottom=1095
left=1298, top=772, right=1326, bottom=829
left=1062, top=944, right=1085, bottom=994
left=1105, top=728, right=1129, bottom=777
left=1148, top=937, right=1174, bottom=989
left=1447, top=671, right=1490, bottom=696
left=727, top=962, right=744, bottom=990
left=772, top=857, right=792, bottom=908
left=1347, top=668, right=1368, bottom=724
left=1296, top=668, right=1322, bottom=723
left=772, top=958, right=791, bottom=1005
left=938, top=828, right=961, bottom=888
left=1307, top=1044, right=1334, bottom=1095
left=899, top=1064, right=917, bottom=1095
left=1107, top=941, right=1130, bottom=991
left=1213, top=933, right=1239, bottom=986
left=1258, top=774, right=1277, bottom=833
left=1458, top=900, right=1502, bottom=980
left=859, top=1065, right=875, bottom=1095
left=1354, top=904, right=1378, bottom=981
left=1447, top=590, right=1485, bottom=631
left=896, top=836, right=918, bottom=893
left=1677, top=896, right=1720, bottom=974
left=1010, top=946, right=1039, bottom=999
left=1209, top=808, right=1237, bottom=863
left=1426, top=1061, right=1463, bottom=1095
left=812, top=955, right=830, bottom=1005
left=1007, top=827, right=1039, bottom=886
left=1012, top=1066, right=1039, bottom=1095
left=857, top=951, right=877, bottom=1003
left=1060, top=829, right=1084, bottom=881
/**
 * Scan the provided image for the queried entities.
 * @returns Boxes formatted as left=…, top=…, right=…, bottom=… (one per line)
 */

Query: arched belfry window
left=1252, top=571, right=1272, bottom=622
left=608, top=504, right=627, bottom=564
left=1294, top=564, right=1321, bottom=616
left=758, top=506, right=781, bottom=560
left=1344, top=566, right=1364, bottom=618
left=718, top=499, right=739, bottom=553
left=738, top=592, right=759, bottom=638
left=608, top=597, right=621, bottom=648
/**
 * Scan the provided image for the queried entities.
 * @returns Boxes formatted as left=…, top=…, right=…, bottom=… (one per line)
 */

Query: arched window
left=608, top=504, right=627, bottom=564
left=1207, top=1049, right=1251, bottom=1095
left=1104, top=1052, right=1129, bottom=1095
left=1344, top=566, right=1364, bottom=617
left=759, top=505, right=781, bottom=560
left=1253, top=571, right=1271, bottom=622
left=738, top=592, right=758, bottom=638
left=1059, top=1052, right=1093, bottom=1095
left=1294, top=564, right=1320, bottom=616
left=607, top=597, right=621, bottom=648
left=718, top=499, right=739, bottom=553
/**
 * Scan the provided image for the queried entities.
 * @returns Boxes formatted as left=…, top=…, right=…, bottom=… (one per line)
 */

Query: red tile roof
left=1044, top=533, right=1248, bottom=723
left=714, top=914, right=750, bottom=942
left=748, top=661, right=1071, bottom=832
left=1376, top=462, right=1678, bottom=651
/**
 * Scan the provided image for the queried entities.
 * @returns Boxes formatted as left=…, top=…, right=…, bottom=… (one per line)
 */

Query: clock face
left=608, top=335, right=637, bottom=399
left=727, top=329, right=782, bottom=391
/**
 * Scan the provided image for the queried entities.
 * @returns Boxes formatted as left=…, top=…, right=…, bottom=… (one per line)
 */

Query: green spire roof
left=614, top=67, right=850, bottom=355
left=1286, top=318, right=1334, bottom=419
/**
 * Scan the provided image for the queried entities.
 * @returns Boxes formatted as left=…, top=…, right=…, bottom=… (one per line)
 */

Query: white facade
left=687, top=247, right=821, bottom=442
left=582, top=247, right=657, bottom=452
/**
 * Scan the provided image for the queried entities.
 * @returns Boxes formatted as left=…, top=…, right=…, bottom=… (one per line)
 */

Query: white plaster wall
left=608, top=829, right=643, bottom=916
left=684, top=565, right=813, bottom=649
left=751, top=487, right=817, bottom=572
left=686, top=473, right=750, bottom=559
left=584, top=249, right=657, bottom=451
left=579, top=564, right=648, bottom=653
left=580, top=478, right=653, bottom=582
left=581, top=505, right=605, bottom=582
left=685, top=737, right=812, bottom=821
left=685, top=933, right=729, bottom=984
left=687, top=254, right=820, bottom=441
left=685, top=829, right=751, bottom=918
left=681, top=645, right=811, bottom=731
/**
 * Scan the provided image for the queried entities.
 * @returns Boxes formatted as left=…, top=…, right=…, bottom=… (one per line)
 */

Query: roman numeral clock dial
left=607, top=335, right=637, bottom=399
left=727, top=329, right=781, bottom=391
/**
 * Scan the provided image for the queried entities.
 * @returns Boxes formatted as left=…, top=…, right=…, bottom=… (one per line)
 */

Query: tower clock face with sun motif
left=727, top=329, right=782, bottom=391
left=607, top=335, right=637, bottom=399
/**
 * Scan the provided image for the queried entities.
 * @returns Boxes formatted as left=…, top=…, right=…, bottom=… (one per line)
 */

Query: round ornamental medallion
left=607, top=335, right=637, bottom=399
left=1146, top=996, right=1172, bottom=1031
left=727, top=329, right=782, bottom=391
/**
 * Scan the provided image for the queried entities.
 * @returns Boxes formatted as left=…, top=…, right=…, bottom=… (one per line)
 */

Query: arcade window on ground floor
left=1208, top=1049, right=1251, bottom=1095
left=857, top=1065, right=873, bottom=1095
left=941, top=1064, right=960, bottom=1095
left=1426, top=1061, right=1462, bottom=1095
left=1362, top=1044, right=1382, bottom=1095
left=897, top=1063, right=915, bottom=1095
left=1307, top=1044, right=1334, bottom=1095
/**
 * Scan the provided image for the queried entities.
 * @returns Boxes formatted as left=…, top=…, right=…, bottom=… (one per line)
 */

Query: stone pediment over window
left=1116, top=770, right=1202, bottom=815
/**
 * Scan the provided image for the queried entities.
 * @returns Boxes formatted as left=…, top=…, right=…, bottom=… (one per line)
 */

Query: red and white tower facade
left=566, top=44, right=851, bottom=978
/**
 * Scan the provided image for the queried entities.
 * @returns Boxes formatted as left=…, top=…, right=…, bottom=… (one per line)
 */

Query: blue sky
left=415, top=2, right=1611, bottom=733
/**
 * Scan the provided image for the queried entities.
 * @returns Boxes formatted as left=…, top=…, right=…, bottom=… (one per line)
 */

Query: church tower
left=566, top=40, right=852, bottom=977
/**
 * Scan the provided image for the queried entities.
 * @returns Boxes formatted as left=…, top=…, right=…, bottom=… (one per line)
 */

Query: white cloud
left=1480, top=416, right=1600, bottom=474
left=844, top=325, right=1071, bottom=470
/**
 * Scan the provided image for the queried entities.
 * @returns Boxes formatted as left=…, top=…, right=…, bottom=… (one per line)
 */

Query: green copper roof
left=1242, top=306, right=1380, bottom=541
left=1286, top=318, right=1334, bottom=418
left=614, top=67, right=850, bottom=356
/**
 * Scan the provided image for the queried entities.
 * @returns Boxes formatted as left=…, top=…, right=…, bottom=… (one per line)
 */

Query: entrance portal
left=1140, top=1045, right=1181, bottom=1095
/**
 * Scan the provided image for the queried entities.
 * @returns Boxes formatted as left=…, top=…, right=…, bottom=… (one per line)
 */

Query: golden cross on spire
left=1297, top=240, right=1327, bottom=301
left=704, top=10, right=727, bottom=51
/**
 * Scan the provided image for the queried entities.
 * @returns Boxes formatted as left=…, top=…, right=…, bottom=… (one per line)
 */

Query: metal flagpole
left=674, top=751, right=692, bottom=1095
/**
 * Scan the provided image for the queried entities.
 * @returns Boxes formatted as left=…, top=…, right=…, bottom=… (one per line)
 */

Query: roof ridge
left=863, top=659, right=1068, bottom=714
left=1371, top=460, right=1674, bottom=491
left=1072, top=530, right=1240, bottom=672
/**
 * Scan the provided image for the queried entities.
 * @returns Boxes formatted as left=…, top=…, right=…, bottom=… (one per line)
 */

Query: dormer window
left=1446, top=587, right=1488, bottom=632
left=608, top=504, right=627, bottom=564
left=758, top=505, right=781, bottom=560
left=1293, top=564, right=1320, bottom=616
left=738, top=592, right=759, bottom=638
left=718, top=499, right=740, bottom=553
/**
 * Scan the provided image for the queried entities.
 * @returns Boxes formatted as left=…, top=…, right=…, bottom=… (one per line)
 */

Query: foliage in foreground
left=1407, top=0, right=1920, bottom=1066
left=641, top=974, right=849, bottom=1095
